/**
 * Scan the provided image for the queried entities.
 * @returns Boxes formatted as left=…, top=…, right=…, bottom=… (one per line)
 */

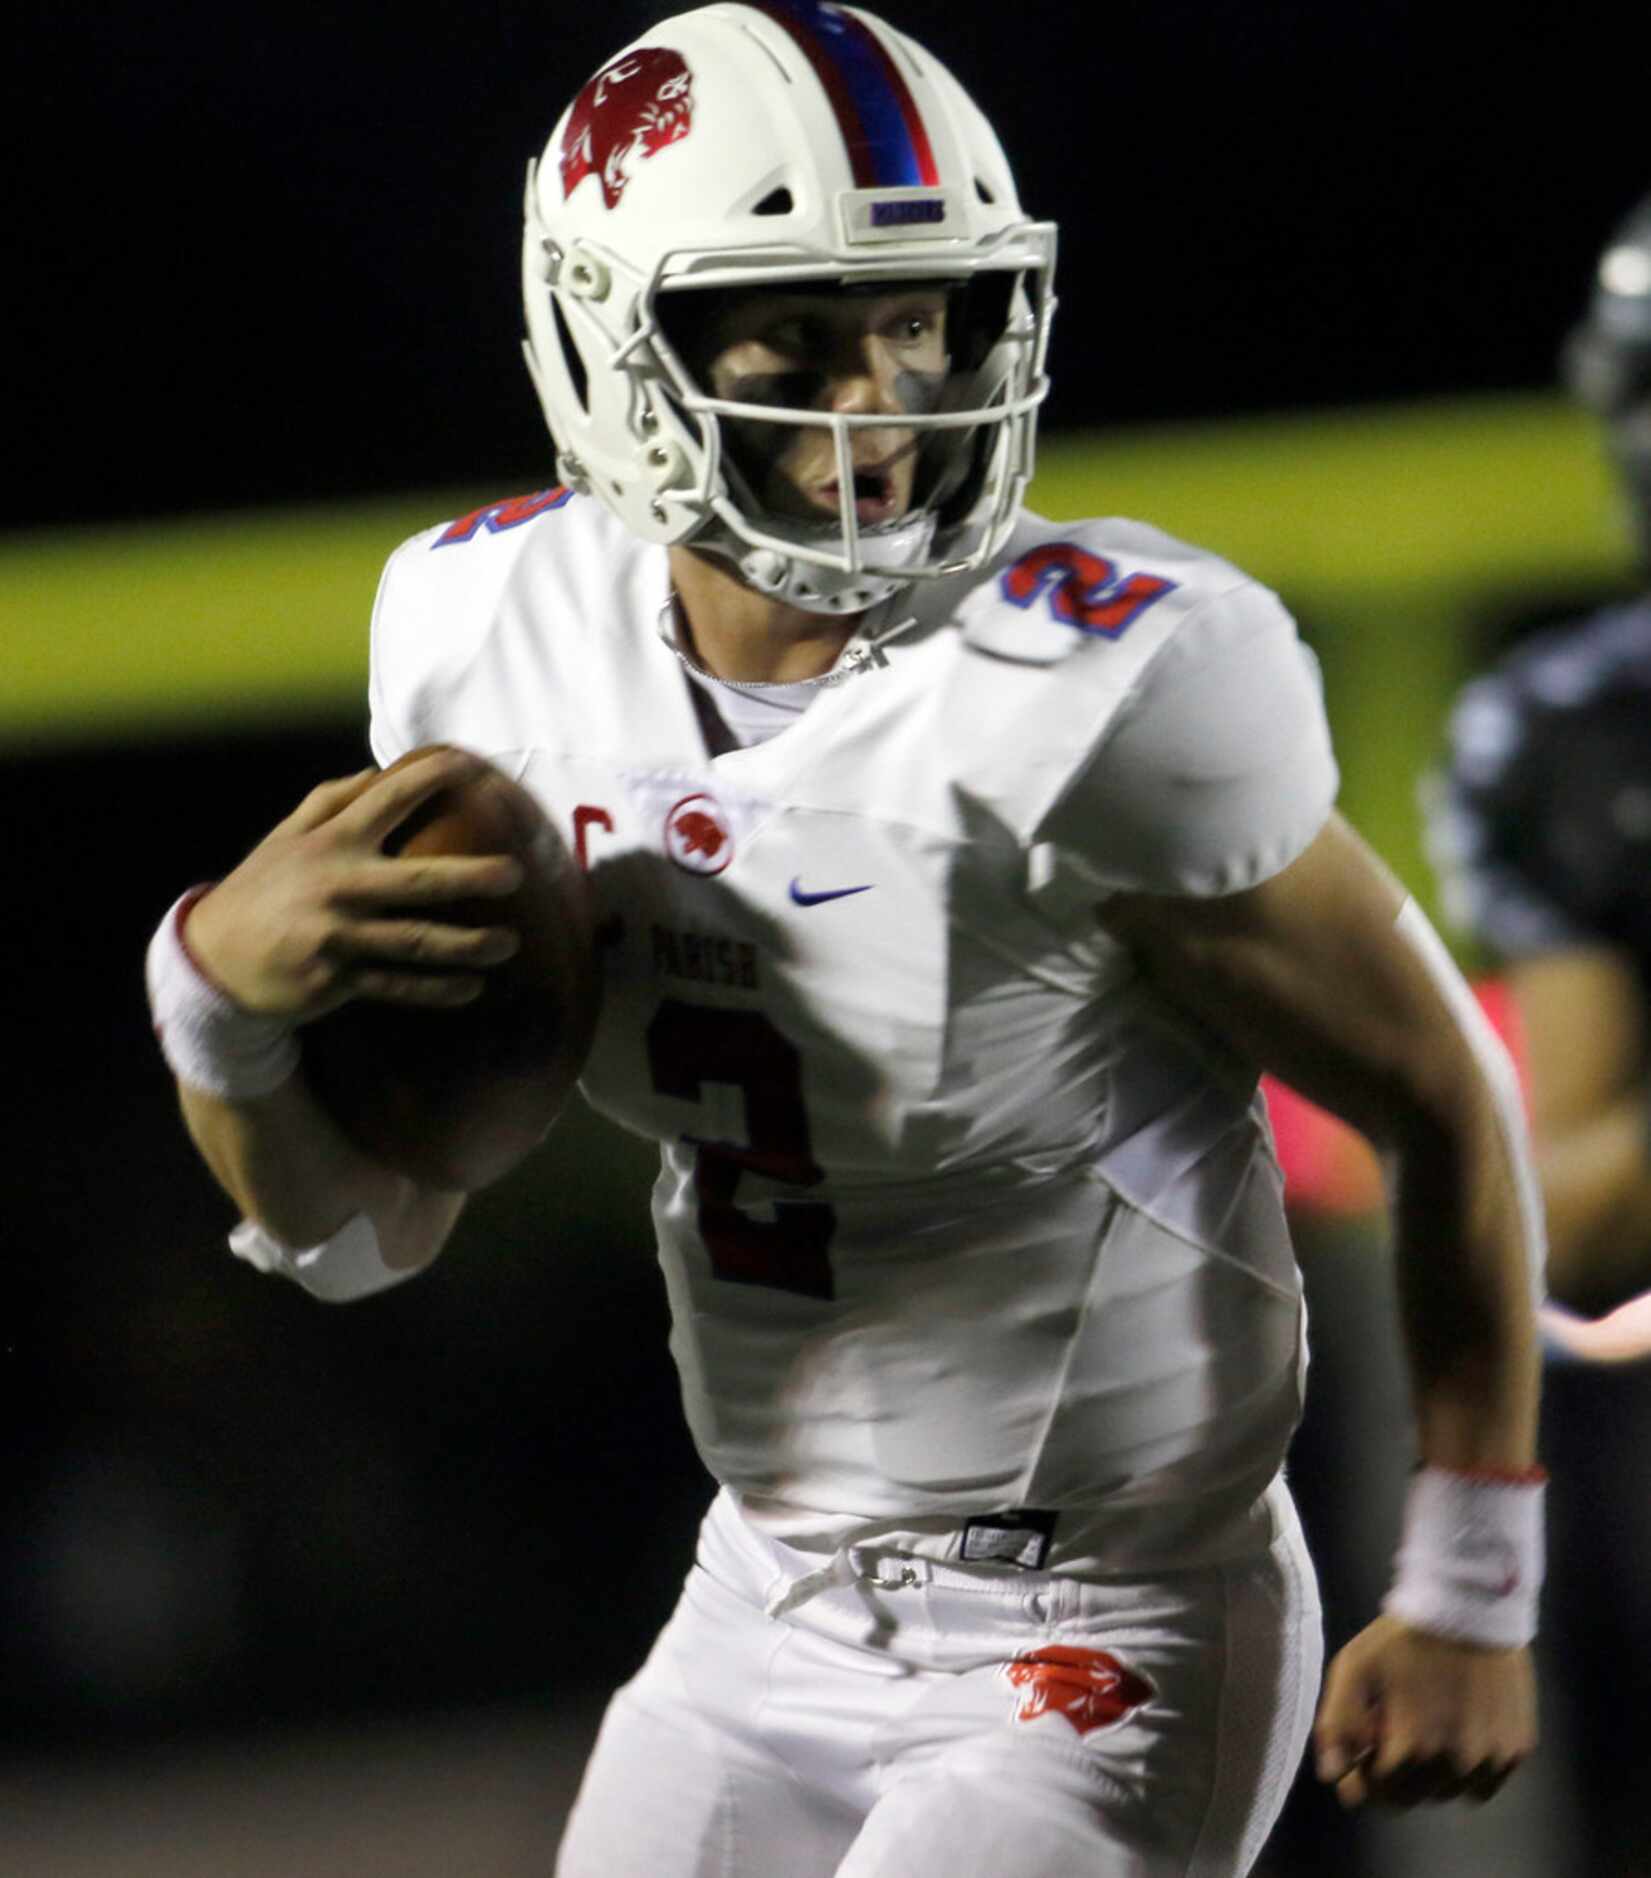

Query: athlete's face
left=686, top=286, right=950, bottom=529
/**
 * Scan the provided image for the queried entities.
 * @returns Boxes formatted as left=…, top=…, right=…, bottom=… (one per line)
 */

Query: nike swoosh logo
left=789, top=878, right=874, bottom=907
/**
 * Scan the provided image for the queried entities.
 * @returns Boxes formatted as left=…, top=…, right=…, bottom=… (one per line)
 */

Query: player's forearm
left=1386, top=1090, right=1542, bottom=1469
left=1372, top=901, right=1544, bottom=1469
left=178, top=1075, right=462, bottom=1272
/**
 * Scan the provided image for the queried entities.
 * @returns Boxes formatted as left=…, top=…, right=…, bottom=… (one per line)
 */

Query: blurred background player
left=146, top=5, right=1548, bottom=1873
left=1432, top=187, right=1651, bottom=1330
left=1424, top=188, right=1651, bottom=1878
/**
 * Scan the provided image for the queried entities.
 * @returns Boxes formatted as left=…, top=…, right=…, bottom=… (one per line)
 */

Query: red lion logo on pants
left=559, top=48, right=694, bottom=209
left=1005, top=1646, right=1154, bottom=1738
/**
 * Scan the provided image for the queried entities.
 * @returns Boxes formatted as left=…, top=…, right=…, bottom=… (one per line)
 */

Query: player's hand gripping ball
left=303, top=746, right=600, bottom=1190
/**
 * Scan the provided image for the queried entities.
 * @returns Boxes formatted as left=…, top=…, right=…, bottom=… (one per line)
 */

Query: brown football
left=302, top=746, right=601, bottom=1191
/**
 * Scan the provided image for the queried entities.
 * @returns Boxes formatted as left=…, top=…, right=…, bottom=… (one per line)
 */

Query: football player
left=1429, top=188, right=1651, bottom=1351
left=147, top=5, right=1546, bottom=1873
left=1422, top=187, right=1651, bottom=1875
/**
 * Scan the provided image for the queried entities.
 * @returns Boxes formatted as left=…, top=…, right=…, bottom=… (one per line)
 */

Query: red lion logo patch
left=664, top=793, right=734, bottom=876
left=559, top=47, right=694, bottom=209
left=1005, top=1646, right=1154, bottom=1738
left=674, top=811, right=725, bottom=858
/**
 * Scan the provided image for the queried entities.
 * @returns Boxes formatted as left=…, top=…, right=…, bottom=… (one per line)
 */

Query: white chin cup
left=724, top=510, right=939, bottom=615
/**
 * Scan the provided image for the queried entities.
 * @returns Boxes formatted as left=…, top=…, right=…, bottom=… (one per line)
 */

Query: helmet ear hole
left=551, top=297, right=591, bottom=415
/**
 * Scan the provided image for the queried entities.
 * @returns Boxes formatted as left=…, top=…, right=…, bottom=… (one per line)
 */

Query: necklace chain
left=658, top=595, right=892, bottom=692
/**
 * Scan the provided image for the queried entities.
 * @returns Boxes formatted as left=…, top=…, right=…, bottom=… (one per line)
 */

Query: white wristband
left=1382, top=1465, right=1546, bottom=1650
left=146, top=887, right=300, bottom=1100
left=229, top=1215, right=411, bottom=1304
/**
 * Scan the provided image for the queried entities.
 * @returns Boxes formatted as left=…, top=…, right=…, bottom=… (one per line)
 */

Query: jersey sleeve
left=1034, top=581, right=1339, bottom=898
left=366, top=534, right=437, bottom=769
left=362, top=489, right=612, bottom=771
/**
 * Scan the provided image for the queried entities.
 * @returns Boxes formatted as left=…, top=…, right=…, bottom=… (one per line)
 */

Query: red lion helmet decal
left=559, top=47, right=695, bottom=210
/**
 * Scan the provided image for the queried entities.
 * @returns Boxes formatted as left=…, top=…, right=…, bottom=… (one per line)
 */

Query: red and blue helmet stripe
left=745, top=0, right=940, bottom=189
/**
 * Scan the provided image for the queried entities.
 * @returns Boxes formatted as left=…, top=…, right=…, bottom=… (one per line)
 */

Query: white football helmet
left=522, top=0, right=1057, bottom=613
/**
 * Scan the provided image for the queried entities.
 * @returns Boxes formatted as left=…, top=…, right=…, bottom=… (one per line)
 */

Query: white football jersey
left=369, top=489, right=1339, bottom=1575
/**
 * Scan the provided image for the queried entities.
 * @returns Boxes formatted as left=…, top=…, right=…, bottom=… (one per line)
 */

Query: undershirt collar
left=681, top=663, right=818, bottom=750
left=657, top=593, right=910, bottom=750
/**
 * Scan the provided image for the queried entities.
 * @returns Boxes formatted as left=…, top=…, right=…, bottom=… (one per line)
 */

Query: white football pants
left=556, top=1484, right=1321, bottom=1878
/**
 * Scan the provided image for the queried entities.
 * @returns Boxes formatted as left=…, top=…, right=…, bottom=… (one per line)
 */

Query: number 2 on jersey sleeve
left=1000, top=541, right=1177, bottom=636
left=645, top=999, right=837, bottom=1300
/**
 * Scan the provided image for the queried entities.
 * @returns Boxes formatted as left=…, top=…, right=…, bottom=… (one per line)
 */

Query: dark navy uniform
left=1428, top=597, right=1651, bottom=982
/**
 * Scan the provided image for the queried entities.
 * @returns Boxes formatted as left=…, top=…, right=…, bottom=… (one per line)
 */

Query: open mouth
left=821, top=466, right=899, bottom=527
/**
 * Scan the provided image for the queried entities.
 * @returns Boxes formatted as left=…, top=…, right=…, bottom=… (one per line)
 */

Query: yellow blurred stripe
left=1031, top=392, right=1623, bottom=602
left=0, top=395, right=1631, bottom=749
left=3, top=494, right=471, bottom=745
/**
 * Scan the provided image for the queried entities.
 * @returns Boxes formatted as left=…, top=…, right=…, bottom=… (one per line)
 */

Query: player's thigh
left=554, top=1679, right=856, bottom=1878
left=838, top=1746, right=1166, bottom=1878
left=554, top=1551, right=859, bottom=1878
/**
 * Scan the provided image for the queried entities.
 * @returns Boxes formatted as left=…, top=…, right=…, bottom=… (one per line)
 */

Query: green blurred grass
left=2, top=392, right=1632, bottom=902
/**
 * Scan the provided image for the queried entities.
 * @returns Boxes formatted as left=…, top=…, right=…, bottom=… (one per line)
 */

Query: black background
left=8, top=0, right=1650, bottom=531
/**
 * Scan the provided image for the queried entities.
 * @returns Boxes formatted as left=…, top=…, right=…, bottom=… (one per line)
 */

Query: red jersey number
left=646, top=1000, right=836, bottom=1300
